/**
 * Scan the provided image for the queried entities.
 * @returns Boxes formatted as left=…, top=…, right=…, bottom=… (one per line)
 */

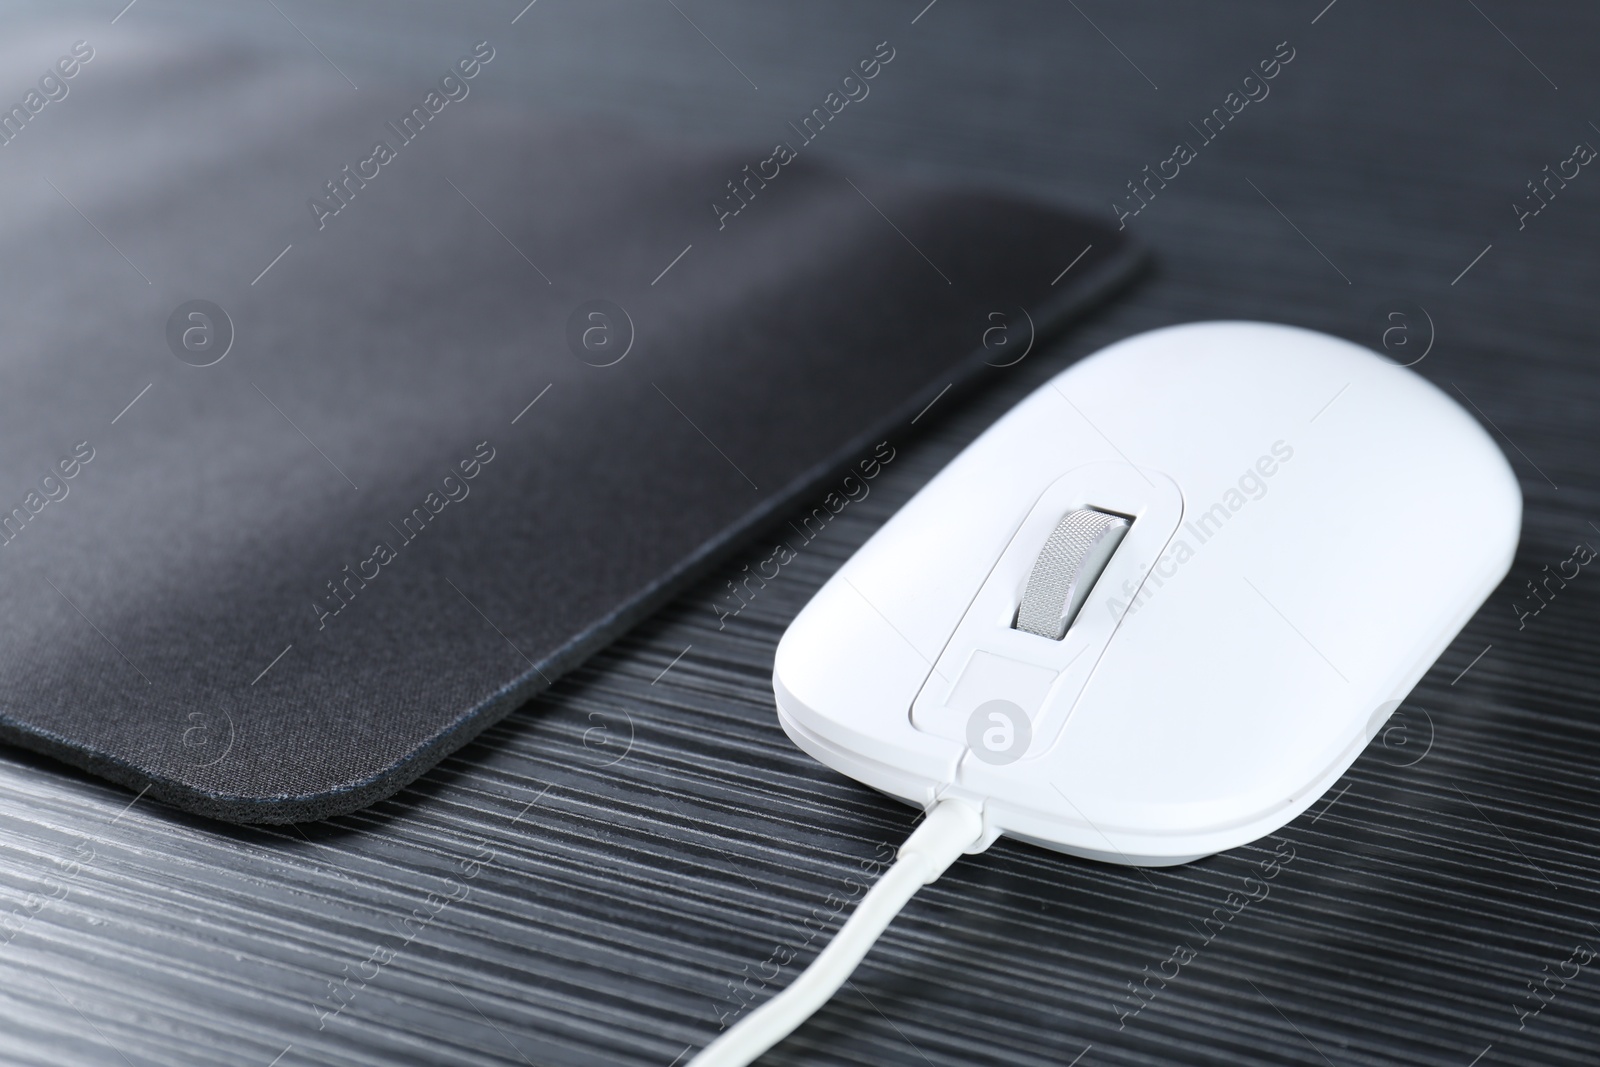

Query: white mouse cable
left=688, top=799, right=987, bottom=1067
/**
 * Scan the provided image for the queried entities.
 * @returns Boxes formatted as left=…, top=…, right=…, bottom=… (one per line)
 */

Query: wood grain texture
left=2, top=1, right=1599, bottom=1064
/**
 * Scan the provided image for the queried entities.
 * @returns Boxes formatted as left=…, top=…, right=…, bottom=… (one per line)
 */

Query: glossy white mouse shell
left=774, top=321, right=1521, bottom=865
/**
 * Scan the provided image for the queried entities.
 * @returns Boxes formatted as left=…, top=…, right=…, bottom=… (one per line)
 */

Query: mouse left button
left=1014, top=509, right=1130, bottom=639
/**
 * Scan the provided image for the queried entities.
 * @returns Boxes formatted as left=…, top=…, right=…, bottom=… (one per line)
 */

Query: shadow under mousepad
left=0, top=37, right=1140, bottom=823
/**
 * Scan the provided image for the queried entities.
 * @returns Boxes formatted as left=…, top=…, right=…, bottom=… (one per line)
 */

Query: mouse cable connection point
left=688, top=798, right=987, bottom=1067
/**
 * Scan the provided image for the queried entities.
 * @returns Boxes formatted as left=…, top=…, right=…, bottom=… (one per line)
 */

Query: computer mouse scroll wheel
left=1014, top=508, right=1130, bottom=640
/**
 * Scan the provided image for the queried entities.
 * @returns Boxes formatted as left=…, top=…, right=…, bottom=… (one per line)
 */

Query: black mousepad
left=0, top=37, right=1142, bottom=823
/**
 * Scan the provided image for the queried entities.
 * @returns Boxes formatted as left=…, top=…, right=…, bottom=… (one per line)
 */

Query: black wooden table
left=3, top=2, right=1599, bottom=1064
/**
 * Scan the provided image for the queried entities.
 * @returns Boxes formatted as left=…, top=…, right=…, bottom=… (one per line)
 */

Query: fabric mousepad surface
left=0, top=36, right=1142, bottom=823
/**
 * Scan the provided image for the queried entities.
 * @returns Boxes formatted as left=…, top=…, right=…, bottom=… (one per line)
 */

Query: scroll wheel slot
left=1014, top=508, right=1130, bottom=640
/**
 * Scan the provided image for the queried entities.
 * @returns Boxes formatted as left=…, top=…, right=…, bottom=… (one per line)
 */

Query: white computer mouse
left=773, top=321, right=1521, bottom=866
